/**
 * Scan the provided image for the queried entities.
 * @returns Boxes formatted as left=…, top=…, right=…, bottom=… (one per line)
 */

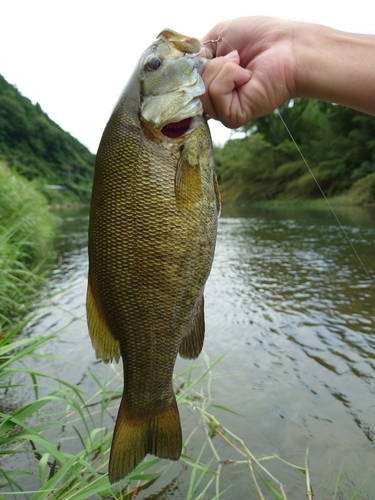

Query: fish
left=86, top=29, right=220, bottom=484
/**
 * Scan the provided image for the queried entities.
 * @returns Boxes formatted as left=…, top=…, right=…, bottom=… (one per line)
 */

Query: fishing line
left=202, top=37, right=373, bottom=287
left=276, top=108, right=375, bottom=288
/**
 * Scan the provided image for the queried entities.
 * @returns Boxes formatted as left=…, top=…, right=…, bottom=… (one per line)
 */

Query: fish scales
left=87, top=29, right=219, bottom=483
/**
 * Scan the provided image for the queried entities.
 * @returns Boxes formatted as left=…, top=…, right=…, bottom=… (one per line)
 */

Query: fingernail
left=222, top=50, right=239, bottom=61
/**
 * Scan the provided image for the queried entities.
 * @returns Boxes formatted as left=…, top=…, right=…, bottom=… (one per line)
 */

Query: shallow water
left=4, top=204, right=375, bottom=498
left=203, top=205, right=375, bottom=498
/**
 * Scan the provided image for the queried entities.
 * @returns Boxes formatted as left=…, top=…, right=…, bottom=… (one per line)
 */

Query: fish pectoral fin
left=174, top=146, right=202, bottom=207
left=86, top=275, right=121, bottom=363
left=109, top=396, right=182, bottom=483
left=179, top=295, right=205, bottom=360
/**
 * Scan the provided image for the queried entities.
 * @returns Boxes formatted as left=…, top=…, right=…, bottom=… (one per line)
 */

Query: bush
left=0, top=162, right=56, bottom=330
left=347, top=172, right=375, bottom=205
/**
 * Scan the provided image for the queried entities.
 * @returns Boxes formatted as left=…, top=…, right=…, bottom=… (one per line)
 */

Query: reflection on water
left=203, top=204, right=375, bottom=498
left=8, top=205, right=375, bottom=498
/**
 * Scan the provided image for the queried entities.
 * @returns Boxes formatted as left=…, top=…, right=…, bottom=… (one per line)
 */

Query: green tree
left=0, top=73, right=95, bottom=203
left=214, top=98, right=375, bottom=202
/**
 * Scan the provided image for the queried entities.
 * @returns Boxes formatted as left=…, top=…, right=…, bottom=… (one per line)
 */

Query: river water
left=7, top=204, right=375, bottom=499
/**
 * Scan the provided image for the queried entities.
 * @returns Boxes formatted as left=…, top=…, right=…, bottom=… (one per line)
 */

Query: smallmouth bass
left=86, top=29, right=220, bottom=483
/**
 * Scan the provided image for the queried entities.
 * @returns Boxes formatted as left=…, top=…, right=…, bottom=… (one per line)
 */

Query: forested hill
left=1, top=72, right=374, bottom=206
left=0, top=74, right=95, bottom=203
left=214, top=99, right=375, bottom=205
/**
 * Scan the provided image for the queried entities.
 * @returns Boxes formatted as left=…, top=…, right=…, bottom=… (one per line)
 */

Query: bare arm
left=200, top=17, right=375, bottom=128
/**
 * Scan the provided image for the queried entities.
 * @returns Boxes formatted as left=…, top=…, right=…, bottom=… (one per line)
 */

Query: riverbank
left=219, top=194, right=375, bottom=220
left=1, top=206, right=373, bottom=499
left=218, top=184, right=375, bottom=208
left=2, top=158, right=372, bottom=333
left=0, top=162, right=56, bottom=331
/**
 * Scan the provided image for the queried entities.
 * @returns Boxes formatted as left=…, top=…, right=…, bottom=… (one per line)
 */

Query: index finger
left=201, top=56, right=253, bottom=127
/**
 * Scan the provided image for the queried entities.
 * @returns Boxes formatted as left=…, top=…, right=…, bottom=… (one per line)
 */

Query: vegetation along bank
left=0, top=74, right=95, bottom=329
left=1, top=74, right=375, bottom=328
left=214, top=99, right=375, bottom=205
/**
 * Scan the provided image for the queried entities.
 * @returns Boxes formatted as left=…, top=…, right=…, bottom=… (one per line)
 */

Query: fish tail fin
left=108, top=396, right=182, bottom=484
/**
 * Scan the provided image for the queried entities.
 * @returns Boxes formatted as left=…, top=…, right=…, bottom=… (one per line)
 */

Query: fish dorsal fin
left=86, top=275, right=121, bottom=363
left=179, top=295, right=205, bottom=360
left=213, top=171, right=221, bottom=217
left=157, top=29, right=201, bottom=54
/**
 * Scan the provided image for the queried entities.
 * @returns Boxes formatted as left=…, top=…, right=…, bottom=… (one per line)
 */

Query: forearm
left=200, top=17, right=375, bottom=127
left=294, top=23, right=375, bottom=115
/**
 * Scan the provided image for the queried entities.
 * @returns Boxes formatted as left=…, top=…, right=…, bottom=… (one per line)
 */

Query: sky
left=1, top=0, right=374, bottom=154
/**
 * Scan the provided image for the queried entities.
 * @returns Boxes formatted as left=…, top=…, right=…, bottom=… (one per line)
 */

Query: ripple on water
left=13, top=205, right=375, bottom=498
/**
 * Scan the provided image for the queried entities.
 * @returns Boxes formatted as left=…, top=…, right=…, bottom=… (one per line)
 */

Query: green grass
left=1, top=319, right=371, bottom=499
left=0, top=162, right=56, bottom=331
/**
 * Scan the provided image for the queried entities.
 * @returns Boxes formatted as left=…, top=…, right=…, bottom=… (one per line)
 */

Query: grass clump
left=346, top=172, right=375, bottom=205
left=0, top=161, right=56, bottom=331
left=1, top=320, right=371, bottom=499
left=0, top=329, right=274, bottom=499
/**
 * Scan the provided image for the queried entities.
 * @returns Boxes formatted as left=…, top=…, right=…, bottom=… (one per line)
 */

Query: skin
left=200, top=16, right=375, bottom=128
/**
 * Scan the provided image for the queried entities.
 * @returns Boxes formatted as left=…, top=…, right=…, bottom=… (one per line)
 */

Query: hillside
left=1, top=73, right=374, bottom=207
left=0, top=74, right=95, bottom=203
left=214, top=99, right=375, bottom=205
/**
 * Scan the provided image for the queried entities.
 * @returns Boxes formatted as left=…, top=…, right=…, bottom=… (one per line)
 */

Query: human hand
left=200, top=17, right=300, bottom=128
left=201, top=16, right=375, bottom=127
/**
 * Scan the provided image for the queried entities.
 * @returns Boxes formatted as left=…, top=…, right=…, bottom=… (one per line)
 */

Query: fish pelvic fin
left=179, top=295, right=205, bottom=360
left=86, top=274, right=121, bottom=363
left=108, top=396, right=182, bottom=484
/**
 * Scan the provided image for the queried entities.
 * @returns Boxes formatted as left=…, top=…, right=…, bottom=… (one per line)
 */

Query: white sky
left=1, top=0, right=374, bottom=153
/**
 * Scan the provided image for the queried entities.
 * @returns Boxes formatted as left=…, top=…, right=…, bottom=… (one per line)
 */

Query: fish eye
left=146, top=56, right=163, bottom=71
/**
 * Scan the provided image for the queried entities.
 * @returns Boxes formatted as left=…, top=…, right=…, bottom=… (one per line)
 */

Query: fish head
left=139, top=29, right=213, bottom=138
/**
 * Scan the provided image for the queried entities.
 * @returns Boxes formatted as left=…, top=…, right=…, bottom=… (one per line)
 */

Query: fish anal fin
left=179, top=296, right=205, bottom=360
left=109, top=395, right=182, bottom=483
left=86, top=274, right=121, bottom=363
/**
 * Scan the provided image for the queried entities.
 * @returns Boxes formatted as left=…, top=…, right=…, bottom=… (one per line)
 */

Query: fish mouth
left=161, top=118, right=192, bottom=139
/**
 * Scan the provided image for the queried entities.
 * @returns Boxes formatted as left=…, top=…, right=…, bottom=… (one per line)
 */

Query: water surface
left=5, top=204, right=375, bottom=498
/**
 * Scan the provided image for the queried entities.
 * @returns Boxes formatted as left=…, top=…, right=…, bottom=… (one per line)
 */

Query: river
left=6, top=204, right=375, bottom=499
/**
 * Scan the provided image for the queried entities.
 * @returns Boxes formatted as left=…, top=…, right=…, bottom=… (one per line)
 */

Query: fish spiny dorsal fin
left=213, top=171, right=221, bottom=217
left=157, top=29, right=201, bottom=54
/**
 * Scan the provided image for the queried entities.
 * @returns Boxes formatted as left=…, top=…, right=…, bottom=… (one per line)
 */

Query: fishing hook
left=202, top=37, right=223, bottom=45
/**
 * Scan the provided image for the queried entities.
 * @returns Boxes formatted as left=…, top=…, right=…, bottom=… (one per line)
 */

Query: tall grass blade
left=254, top=470, right=285, bottom=500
